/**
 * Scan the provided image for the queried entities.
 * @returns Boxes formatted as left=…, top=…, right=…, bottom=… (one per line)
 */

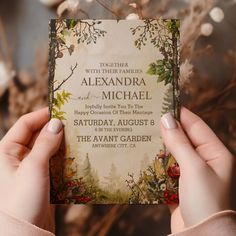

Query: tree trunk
left=171, top=20, right=180, bottom=120
left=49, top=19, right=57, bottom=117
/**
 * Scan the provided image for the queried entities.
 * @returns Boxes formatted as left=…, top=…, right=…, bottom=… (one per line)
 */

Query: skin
left=0, top=107, right=234, bottom=234
left=160, top=107, right=235, bottom=233
left=0, top=108, right=63, bottom=231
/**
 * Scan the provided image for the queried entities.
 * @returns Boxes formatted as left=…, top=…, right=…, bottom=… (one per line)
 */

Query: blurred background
left=0, top=0, right=235, bottom=235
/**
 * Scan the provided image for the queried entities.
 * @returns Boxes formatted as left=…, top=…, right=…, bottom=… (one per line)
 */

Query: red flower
left=73, top=196, right=92, bottom=203
left=163, top=190, right=179, bottom=204
left=167, top=165, right=180, bottom=179
left=57, top=193, right=64, bottom=201
left=170, top=194, right=177, bottom=200
left=170, top=194, right=179, bottom=204
left=164, top=190, right=169, bottom=198
left=67, top=180, right=77, bottom=188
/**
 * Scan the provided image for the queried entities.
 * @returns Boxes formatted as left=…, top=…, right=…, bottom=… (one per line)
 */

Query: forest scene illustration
left=49, top=19, right=180, bottom=204
left=125, top=19, right=180, bottom=204
left=49, top=19, right=107, bottom=120
left=51, top=150, right=130, bottom=204
left=49, top=19, right=113, bottom=203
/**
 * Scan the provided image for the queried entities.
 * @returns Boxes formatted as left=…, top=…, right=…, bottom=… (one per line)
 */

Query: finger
left=169, top=206, right=185, bottom=234
left=27, top=130, right=41, bottom=149
left=27, top=118, right=63, bottom=169
left=168, top=204, right=178, bottom=214
left=180, top=107, right=233, bottom=163
left=0, top=142, right=30, bottom=161
left=1, top=108, right=49, bottom=146
left=160, top=113, right=204, bottom=170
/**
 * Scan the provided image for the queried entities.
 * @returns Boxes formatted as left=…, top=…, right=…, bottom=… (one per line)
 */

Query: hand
left=160, top=107, right=234, bottom=233
left=0, top=108, right=63, bottom=231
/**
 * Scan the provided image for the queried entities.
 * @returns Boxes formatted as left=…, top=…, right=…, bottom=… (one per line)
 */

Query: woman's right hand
left=160, top=107, right=235, bottom=233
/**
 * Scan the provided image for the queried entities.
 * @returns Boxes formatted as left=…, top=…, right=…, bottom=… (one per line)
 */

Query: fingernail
left=47, top=118, right=63, bottom=134
left=161, top=113, right=178, bottom=129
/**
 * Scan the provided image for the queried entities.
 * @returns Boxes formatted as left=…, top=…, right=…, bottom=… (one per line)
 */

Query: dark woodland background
left=0, top=0, right=235, bottom=236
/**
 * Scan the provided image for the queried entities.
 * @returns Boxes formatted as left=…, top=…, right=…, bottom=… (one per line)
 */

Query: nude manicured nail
left=161, top=113, right=178, bottom=129
left=47, top=118, right=63, bottom=134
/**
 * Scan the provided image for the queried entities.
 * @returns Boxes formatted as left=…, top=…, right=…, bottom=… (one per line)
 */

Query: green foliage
left=104, top=163, right=126, bottom=194
left=55, top=20, right=107, bottom=60
left=138, top=19, right=180, bottom=117
left=162, top=86, right=174, bottom=115
left=61, top=29, right=70, bottom=37
left=95, top=189, right=129, bottom=204
left=132, top=19, right=179, bottom=86
left=66, top=19, right=79, bottom=29
left=68, top=44, right=75, bottom=55
left=82, top=154, right=99, bottom=189
left=166, top=19, right=180, bottom=37
left=76, top=20, right=107, bottom=45
left=131, top=19, right=177, bottom=53
left=126, top=151, right=179, bottom=204
left=147, top=59, right=173, bottom=85
left=53, top=153, right=130, bottom=204
left=52, top=90, right=72, bottom=120
left=131, top=20, right=160, bottom=50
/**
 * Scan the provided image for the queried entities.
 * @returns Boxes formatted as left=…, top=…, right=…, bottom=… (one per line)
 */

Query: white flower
left=210, top=7, right=224, bottom=23
left=57, top=0, right=79, bottom=16
left=160, top=183, right=166, bottom=191
left=0, top=62, right=15, bottom=96
left=126, top=13, right=140, bottom=20
left=39, top=0, right=62, bottom=7
left=129, top=3, right=137, bottom=9
left=141, top=199, right=150, bottom=204
left=67, top=0, right=80, bottom=10
left=180, top=60, right=193, bottom=86
left=141, top=0, right=150, bottom=5
left=200, top=23, right=213, bottom=36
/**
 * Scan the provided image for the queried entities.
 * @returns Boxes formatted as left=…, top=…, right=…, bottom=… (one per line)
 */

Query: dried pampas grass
left=7, top=48, right=48, bottom=127
left=180, top=0, right=217, bottom=59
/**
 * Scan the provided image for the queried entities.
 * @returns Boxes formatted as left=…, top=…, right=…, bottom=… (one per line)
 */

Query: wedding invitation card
left=49, top=19, right=180, bottom=204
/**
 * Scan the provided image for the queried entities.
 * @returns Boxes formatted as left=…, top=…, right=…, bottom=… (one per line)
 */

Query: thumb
left=27, top=118, right=63, bottom=168
left=160, top=113, right=203, bottom=171
left=169, top=205, right=185, bottom=233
